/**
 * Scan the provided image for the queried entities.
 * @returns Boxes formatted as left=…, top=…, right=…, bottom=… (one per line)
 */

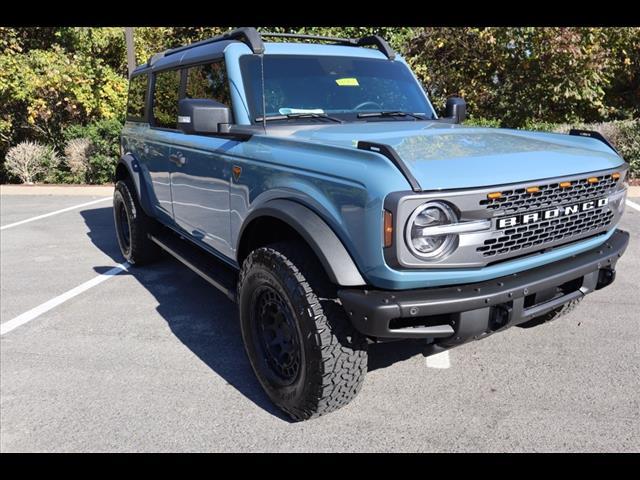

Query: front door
left=170, top=61, right=237, bottom=259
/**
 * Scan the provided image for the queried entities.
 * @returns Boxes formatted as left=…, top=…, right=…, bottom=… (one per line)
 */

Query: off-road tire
left=517, top=297, right=584, bottom=329
left=238, top=241, right=368, bottom=421
left=113, top=179, right=161, bottom=265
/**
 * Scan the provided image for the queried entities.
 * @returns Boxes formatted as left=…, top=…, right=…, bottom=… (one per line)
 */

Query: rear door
left=140, top=68, right=182, bottom=223
left=169, top=61, right=237, bottom=259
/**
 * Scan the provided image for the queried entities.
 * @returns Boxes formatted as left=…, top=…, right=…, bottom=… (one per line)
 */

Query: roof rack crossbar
left=261, top=32, right=358, bottom=45
left=145, top=28, right=396, bottom=67
left=148, top=27, right=264, bottom=66
left=356, top=35, right=396, bottom=60
left=260, top=32, right=396, bottom=59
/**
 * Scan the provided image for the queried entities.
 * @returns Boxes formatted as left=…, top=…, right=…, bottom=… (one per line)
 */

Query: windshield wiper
left=357, top=111, right=428, bottom=120
left=255, top=113, right=343, bottom=123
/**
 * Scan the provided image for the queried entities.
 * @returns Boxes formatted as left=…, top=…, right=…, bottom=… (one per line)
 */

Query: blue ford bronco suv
left=115, top=28, right=630, bottom=420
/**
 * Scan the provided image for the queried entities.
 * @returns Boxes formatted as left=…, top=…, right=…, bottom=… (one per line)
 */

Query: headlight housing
left=405, top=201, right=458, bottom=259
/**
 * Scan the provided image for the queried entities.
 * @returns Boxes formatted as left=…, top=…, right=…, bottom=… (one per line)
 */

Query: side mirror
left=445, top=97, right=466, bottom=124
left=178, top=98, right=231, bottom=135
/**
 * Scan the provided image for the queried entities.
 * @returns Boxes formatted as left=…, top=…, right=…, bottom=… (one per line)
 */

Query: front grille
left=392, top=168, right=625, bottom=269
left=476, top=203, right=614, bottom=257
left=479, top=173, right=618, bottom=215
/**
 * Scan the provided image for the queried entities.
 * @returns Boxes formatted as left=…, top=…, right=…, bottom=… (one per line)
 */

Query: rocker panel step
left=149, top=231, right=238, bottom=302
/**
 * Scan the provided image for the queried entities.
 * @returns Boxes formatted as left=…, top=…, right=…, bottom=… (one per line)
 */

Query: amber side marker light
left=612, top=172, right=621, bottom=180
left=587, top=177, right=599, bottom=184
left=487, top=192, right=502, bottom=200
left=560, top=181, right=572, bottom=188
left=526, top=186, right=540, bottom=193
left=383, top=210, right=393, bottom=248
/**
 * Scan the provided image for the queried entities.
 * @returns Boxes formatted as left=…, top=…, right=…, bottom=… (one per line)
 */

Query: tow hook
left=596, top=268, right=616, bottom=290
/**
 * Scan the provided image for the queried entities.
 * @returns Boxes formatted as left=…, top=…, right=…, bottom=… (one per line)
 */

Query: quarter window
left=153, top=69, right=180, bottom=129
left=126, top=74, right=147, bottom=121
left=185, top=62, right=232, bottom=107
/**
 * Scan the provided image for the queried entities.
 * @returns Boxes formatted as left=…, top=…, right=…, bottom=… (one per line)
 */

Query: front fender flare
left=239, top=199, right=367, bottom=287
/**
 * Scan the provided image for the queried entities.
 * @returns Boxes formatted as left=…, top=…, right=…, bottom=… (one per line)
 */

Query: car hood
left=268, top=121, right=625, bottom=190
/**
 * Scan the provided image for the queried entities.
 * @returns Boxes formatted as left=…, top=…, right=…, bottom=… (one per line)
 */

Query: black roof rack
left=260, top=32, right=396, bottom=60
left=147, top=27, right=264, bottom=66
left=145, top=28, right=396, bottom=67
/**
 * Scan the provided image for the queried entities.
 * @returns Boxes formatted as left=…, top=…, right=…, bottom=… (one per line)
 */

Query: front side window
left=240, top=55, right=435, bottom=121
left=126, top=73, right=148, bottom=121
left=185, top=62, right=232, bottom=107
left=152, top=69, right=180, bottom=129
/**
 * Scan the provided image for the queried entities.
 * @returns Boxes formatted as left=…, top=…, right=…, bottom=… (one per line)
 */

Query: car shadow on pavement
left=81, top=206, right=422, bottom=421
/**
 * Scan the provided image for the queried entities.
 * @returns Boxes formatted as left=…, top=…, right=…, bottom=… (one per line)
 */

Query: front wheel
left=238, top=241, right=368, bottom=421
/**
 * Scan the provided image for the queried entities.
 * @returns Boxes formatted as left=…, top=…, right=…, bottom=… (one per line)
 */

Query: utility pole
left=124, top=27, right=136, bottom=78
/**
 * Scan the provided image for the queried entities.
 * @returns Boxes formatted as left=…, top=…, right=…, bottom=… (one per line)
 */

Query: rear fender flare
left=116, top=154, right=154, bottom=216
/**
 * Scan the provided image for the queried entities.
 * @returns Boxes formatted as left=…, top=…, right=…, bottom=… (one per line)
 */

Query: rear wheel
left=113, top=179, right=161, bottom=265
left=238, top=241, right=368, bottom=421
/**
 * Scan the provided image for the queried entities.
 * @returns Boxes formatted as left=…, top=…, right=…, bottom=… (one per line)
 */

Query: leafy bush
left=463, top=117, right=502, bottom=128
left=63, top=118, right=122, bottom=184
left=5, top=141, right=60, bottom=183
left=0, top=30, right=126, bottom=179
left=614, top=121, right=640, bottom=179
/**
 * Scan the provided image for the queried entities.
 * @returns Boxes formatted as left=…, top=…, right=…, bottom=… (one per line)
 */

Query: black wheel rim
left=117, top=201, right=131, bottom=251
left=252, top=286, right=302, bottom=385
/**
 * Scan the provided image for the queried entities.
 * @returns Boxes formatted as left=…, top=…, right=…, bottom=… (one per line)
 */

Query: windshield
left=239, top=54, right=436, bottom=122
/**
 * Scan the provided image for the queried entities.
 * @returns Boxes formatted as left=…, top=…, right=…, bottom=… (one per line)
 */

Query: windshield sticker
left=278, top=108, right=325, bottom=115
left=335, top=78, right=360, bottom=87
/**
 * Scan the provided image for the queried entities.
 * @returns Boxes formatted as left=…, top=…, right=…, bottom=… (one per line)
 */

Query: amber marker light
left=560, top=181, right=572, bottom=188
left=526, top=186, right=540, bottom=193
left=383, top=210, right=393, bottom=247
left=612, top=172, right=621, bottom=180
left=487, top=192, right=502, bottom=200
left=587, top=177, right=599, bottom=184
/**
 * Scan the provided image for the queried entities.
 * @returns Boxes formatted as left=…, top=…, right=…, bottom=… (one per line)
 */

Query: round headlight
left=405, top=201, right=458, bottom=259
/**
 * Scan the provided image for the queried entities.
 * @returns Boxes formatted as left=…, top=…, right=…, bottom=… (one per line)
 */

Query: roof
left=130, top=28, right=395, bottom=76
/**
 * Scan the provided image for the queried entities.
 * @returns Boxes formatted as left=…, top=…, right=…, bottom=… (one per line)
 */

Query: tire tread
left=238, top=241, right=367, bottom=421
left=114, top=179, right=161, bottom=265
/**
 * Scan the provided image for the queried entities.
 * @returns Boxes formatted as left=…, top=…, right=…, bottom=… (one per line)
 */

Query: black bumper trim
left=338, top=229, right=629, bottom=340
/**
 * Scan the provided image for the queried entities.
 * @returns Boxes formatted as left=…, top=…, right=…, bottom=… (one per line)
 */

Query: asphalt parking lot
left=1, top=187, right=639, bottom=452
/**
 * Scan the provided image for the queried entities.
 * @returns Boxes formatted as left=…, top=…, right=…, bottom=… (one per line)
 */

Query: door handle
left=169, top=153, right=186, bottom=166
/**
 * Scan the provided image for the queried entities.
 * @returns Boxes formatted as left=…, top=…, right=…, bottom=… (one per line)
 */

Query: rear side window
left=126, top=74, right=148, bottom=121
left=185, top=62, right=232, bottom=108
left=152, top=69, right=180, bottom=129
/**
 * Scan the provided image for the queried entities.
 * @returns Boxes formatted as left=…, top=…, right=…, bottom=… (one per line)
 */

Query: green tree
left=406, top=27, right=638, bottom=127
left=0, top=27, right=127, bottom=180
left=2, top=27, right=639, bottom=182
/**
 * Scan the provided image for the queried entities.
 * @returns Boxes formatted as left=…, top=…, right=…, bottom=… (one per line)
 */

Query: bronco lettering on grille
left=497, top=198, right=609, bottom=229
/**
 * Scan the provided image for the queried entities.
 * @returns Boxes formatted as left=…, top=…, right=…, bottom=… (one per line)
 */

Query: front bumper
left=338, top=229, right=629, bottom=343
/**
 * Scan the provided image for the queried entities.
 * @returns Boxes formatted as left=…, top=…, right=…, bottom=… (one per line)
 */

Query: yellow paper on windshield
left=336, top=77, right=359, bottom=87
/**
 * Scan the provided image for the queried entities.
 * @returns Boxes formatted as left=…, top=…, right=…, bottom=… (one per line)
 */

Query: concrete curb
left=0, top=185, right=114, bottom=196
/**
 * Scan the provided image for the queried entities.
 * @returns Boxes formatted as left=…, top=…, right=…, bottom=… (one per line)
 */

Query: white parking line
left=426, top=351, right=451, bottom=369
left=626, top=199, right=640, bottom=212
left=0, top=197, right=111, bottom=231
left=0, top=263, right=130, bottom=336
